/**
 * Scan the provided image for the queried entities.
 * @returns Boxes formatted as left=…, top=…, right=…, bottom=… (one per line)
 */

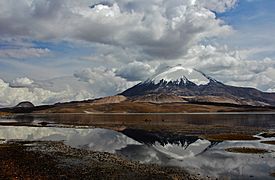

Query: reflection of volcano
left=121, top=128, right=199, bottom=147
left=120, top=128, right=214, bottom=161
left=117, top=138, right=212, bottom=164
left=118, top=129, right=275, bottom=179
left=198, top=141, right=221, bottom=155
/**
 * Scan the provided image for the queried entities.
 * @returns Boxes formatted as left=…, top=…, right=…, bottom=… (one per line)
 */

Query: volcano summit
left=121, top=66, right=275, bottom=106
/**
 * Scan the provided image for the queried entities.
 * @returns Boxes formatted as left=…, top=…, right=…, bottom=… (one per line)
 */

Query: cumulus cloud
left=0, top=78, right=93, bottom=107
left=115, top=61, right=155, bottom=81
left=0, top=0, right=237, bottom=66
left=80, top=44, right=135, bottom=67
left=198, top=0, right=237, bottom=12
left=0, top=0, right=233, bottom=59
left=0, top=66, right=136, bottom=106
left=10, top=77, right=34, bottom=87
left=175, top=44, right=275, bottom=91
left=74, top=67, right=135, bottom=97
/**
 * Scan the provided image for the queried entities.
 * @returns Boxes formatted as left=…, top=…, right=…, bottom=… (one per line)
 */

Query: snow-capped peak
left=149, top=66, right=210, bottom=86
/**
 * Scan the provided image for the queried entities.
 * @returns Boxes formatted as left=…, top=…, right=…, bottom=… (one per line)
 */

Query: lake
left=0, top=113, right=275, bottom=179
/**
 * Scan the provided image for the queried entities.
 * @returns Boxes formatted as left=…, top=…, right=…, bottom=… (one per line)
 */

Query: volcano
left=121, top=66, right=275, bottom=106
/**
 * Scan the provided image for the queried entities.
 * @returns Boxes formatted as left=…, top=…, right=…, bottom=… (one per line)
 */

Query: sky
left=0, top=0, right=275, bottom=106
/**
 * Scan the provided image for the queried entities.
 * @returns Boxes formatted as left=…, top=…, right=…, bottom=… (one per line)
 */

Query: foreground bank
left=0, top=141, right=199, bottom=180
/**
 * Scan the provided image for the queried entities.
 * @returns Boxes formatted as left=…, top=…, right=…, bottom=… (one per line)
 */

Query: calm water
left=1, top=113, right=275, bottom=129
left=0, top=113, right=275, bottom=179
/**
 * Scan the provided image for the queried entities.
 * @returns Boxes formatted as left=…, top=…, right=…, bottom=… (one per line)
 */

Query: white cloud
left=74, top=67, right=135, bottom=97
left=115, top=61, right=155, bottom=81
left=0, top=48, right=50, bottom=59
left=0, top=0, right=233, bottom=59
left=11, top=77, right=34, bottom=87
left=170, top=44, right=275, bottom=91
left=80, top=44, right=135, bottom=67
left=198, top=0, right=237, bottom=13
left=0, top=66, right=138, bottom=106
left=0, top=78, right=93, bottom=107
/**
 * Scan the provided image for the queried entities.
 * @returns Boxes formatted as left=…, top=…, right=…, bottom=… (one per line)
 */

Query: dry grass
left=259, top=132, right=275, bottom=138
left=202, top=134, right=260, bottom=141
left=34, top=99, right=275, bottom=114
left=37, top=101, right=250, bottom=113
left=225, top=147, right=269, bottom=154
left=0, top=112, right=11, bottom=117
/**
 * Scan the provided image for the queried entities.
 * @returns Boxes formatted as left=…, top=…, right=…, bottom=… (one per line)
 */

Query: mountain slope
left=121, top=66, right=275, bottom=106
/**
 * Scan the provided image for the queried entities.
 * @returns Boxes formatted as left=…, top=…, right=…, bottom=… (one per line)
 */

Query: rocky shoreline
left=0, top=141, right=201, bottom=180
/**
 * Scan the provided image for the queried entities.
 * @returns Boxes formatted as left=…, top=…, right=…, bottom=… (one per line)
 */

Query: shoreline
left=12, top=111, right=275, bottom=115
left=0, top=141, right=200, bottom=180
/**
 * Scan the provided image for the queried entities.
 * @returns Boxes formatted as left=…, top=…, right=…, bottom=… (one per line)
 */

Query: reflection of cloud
left=152, top=139, right=211, bottom=160
left=168, top=139, right=275, bottom=179
left=118, top=139, right=212, bottom=165
left=118, top=144, right=171, bottom=165
left=119, top=136, right=275, bottom=179
left=0, top=126, right=140, bottom=153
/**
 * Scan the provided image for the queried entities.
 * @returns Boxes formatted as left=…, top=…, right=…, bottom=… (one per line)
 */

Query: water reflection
left=0, top=125, right=274, bottom=179
left=120, top=136, right=275, bottom=179
left=0, top=126, right=140, bottom=153
left=118, top=139, right=211, bottom=163
left=0, top=114, right=53, bottom=126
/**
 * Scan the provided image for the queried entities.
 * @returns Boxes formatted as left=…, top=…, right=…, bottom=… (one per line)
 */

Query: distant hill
left=15, top=101, right=35, bottom=108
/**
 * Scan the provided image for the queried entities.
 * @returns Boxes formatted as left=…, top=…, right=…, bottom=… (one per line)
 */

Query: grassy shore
left=225, top=147, right=269, bottom=154
left=261, top=141, right=275, bottom=145
left=0, top=112, right=11, bottom=117
left=201, top=134, right=260, bottom=141
left=259, top=132, right=275, bottom=138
